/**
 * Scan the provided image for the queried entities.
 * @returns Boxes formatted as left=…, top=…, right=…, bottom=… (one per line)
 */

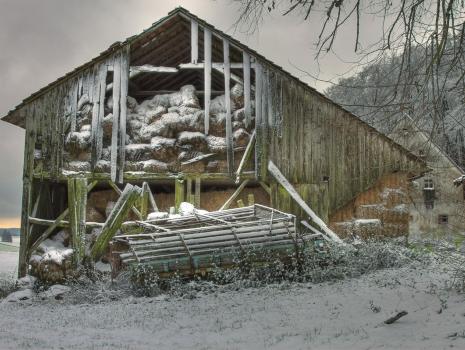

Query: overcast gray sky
left=0, top=0, right=369, bottom=227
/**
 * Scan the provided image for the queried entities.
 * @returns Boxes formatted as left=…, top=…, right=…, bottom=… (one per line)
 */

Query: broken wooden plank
left=267, top=161, right=342, bottom=243
left=235, top=130, right=256, bottom=183
left=204, top=28, right=212, bottom=135
left=107, top=180, right=143, bottom=220
left=191, top=20, right=198, bottom=64
left=219, top=179, right=250, bottom=211
left=181, top=153, right=215, bottom=165
left=140, top=182, right=150, bottom=220
left=243, top=52, right=252, bottom=128
left=91, top=184, right=142, bottom=260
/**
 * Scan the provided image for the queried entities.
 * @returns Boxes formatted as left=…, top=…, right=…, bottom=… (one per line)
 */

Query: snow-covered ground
left=0, top=251, right=18, bottom=279
left=1, top=254, right=464, bottom=350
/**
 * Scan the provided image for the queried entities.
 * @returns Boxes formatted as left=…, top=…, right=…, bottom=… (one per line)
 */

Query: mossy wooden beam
left=140, top=182, right=150, bottom=220
left=33, top=171, right=257, bottom=182
left=194, top=177, right=201, bottom=208
left=68, top=177, right=87, bottom=266
left=175, top=177, right=185, bottom=212
left=91, top=184, right=142, bottom=260
left=235, top=130, right=256, bottom=184
left=107, top=180, right=143, bottom=220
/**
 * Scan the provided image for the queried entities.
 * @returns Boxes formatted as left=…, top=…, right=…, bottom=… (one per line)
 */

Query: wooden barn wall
left=259, top=66, right=423, bottom=223
left=19, top=46, right=130, bottom=183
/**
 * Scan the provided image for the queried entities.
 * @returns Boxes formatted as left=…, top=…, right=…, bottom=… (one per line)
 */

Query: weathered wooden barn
left=1, top=8, right=427, bottom=278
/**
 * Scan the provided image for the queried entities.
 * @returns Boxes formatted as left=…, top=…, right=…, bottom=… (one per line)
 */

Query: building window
left=438, top=215, right=448, bottom=225
left=423, top=178, right=435, bottom=209
left=424, top=178, right=434, bottom=189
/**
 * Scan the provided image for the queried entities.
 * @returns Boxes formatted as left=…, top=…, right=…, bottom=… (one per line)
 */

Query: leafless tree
left=234, top=1, right=465, bottom=165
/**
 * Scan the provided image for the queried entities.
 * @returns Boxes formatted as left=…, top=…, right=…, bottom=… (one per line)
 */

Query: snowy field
left=1, top=247, right=465, bottom=350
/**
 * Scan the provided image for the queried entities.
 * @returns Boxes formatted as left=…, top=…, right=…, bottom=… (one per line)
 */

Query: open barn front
left=1, top=8, right=427, bottom=281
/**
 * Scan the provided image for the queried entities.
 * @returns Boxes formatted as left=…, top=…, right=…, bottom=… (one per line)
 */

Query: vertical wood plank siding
left=265, top=69, right=424, bottom=221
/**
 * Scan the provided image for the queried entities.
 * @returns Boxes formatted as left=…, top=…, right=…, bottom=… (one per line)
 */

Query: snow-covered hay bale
left=125, top=144, right=153, bottom=161
left=87, top=206, right=105, bottom=223
left=94, top=160, right=110, bottom=173
left=150, top=136, right=177, bottom=161
left=177, top=131, right=207, bottom=150
left=66, top=161, right=91, bottom=172
left=233, top=128, right=250, bottom=147
left=353, top=219, right=382, bottom=238
left=181, top=161, right=205, bottom=173
left=206, top=135, right=227, bottom=153
left=30, top=239, right=75, bottom=284
left=101, top=114, right=113, bottom=137
left=142, top=159, right=169, bottom=173
left=125, top=161, right=144, bottom=171
left=65, top=127, right=91, bottom=154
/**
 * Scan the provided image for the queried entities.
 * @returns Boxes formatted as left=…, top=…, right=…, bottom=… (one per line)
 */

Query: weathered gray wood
left=191, top=20, right=198, bottom=64
left=255, top=63, right=263, bottom=178
left=118, top=46, right=130, bottom=183
left=194, top=177, right=201, bottom=208
left=181, top=153, right=215, bottom=165
left=111, top=53, right=121, bottom=182
left=219, top=179, right=250, bottom=211
left=267, top=161, right=342, bottom=243
left=204, top=28, right=212, bottom=135
left=91, top=63, right=107, bottom=168
left=223, top=39, right=234, bottom=175
left=28, top=181, right=97, bottom=256
left=243, top=52, right=252, bottom=128
left=91, top=184, right=142, bottom=260
left=68, top=177, right=87, bottom=265
left=235, top=130, right=256, bottom=183
left=107, top=180, right=143, bottom=220
left=147, top=186, right=159, bottom=212
left=140, top=182, right=150, bottom=220
left=186, top=177, right=194, bottom=204
left=175, top=178, right=185, bottom=212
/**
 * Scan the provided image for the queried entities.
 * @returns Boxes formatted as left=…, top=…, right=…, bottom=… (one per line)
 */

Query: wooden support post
left=110, top=52, right=121, bottom=182
left=243, top=52, right=252, bottom=128
left=191, top=20, right=198, bottom=64
left=204, top=28, right=212, bottom=135
left=194, top=177, right=201, bottom=208
left=237, top=199, right=245, bottom=208
left=186, top=177, right=194, bottom=204
left=223, top=39, right=234, bottom=175
left=118, top=46, right=130, bottom=184
left=91, top=184, right=142, bottom=260
left=140, top=182, right=150, bottom=220
left=267, top=161, right=343, bottom=243
left=219, top=179, right=250, bottom=211
left=175, top=177, right=185, bottom=212
left=255, top=63, right=263, bottom=179
left=28, top=181, right=97, bottom=256
left=247, top=194, right=255, bottom=206
left=68, top=177, right=87, bottom=266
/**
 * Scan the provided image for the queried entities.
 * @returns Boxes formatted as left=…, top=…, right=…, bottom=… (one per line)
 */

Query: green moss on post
left=68, top=177, right=87, bottom=266
left=175, top=178, right=185, bottom=213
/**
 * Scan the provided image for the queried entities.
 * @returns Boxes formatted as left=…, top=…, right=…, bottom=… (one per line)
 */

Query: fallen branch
left=384, top=311, right=408, bottom=324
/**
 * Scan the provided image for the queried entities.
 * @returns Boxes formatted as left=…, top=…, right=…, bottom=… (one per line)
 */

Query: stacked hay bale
left=62, top=84, right=254, bottom=173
